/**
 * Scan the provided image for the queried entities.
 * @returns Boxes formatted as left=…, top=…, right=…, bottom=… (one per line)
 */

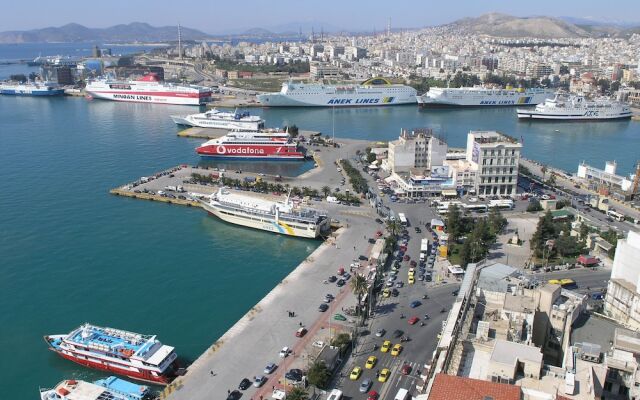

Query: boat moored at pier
left=171, top=108, right=264, bottom=130
left=44, top=323, right=179, bottom=384
left=198, top=188, right=330, bottom=238
left=0, top=81, right=64, bottom=96
left=417, top=86, right=554, bottom=107
left=257, top=77, right=417, bottom=107
left=517, top=94, right=632, bottom=121
left=40, top=376, right=151, bottom=400
left=85, top=73, right=212, bottom=105
left=196, top=129, right=305, bottom=160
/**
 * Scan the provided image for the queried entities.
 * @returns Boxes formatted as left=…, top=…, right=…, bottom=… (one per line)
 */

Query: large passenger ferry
left=416, top=86, right=554, bottom=107
left=198, top=188, right=330, bottom=238
left=196, top=130, right=305, bottom=160
left=85, top=73, right=212, bottom=105
left=0, top=81, right=64, bottom=96
left=40, top=376, right=151, bottom=400
left=171, top=108, right=265, bottom=130
left=257, top=77, right=417, bottom=107
left=517, top=94, right=632, bottom=121
left=44, top=323, right=179, bottom=384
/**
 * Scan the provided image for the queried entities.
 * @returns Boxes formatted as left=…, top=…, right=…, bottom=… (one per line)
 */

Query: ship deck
left=67, top=325, right=153, bottom=355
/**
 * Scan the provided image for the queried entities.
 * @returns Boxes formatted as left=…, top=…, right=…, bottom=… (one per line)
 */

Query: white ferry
left=0, top=81, right=64, bottom=96
left=417, top=86, right=554, bottom=107
left=517, top=94, right=632, bottom=121
left=85, top=73, right=212, bottom=105
left=44, top=323, right=179, bottom=384
left=40, top=376, right=151, bottom=400
left=257, top=77, right=417, bottom=107
left=171, top=108, right=265, bottom=130
left=198, top=188, right=330, bottom=238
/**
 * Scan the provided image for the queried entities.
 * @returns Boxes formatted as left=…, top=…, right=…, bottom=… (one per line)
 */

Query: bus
left=327, top=389, right=343, bottom=400
left=398, top=213, right=408, bottom=226
left=463, top=203, right=488, bottom=213
left=435, top=201, right=462, bottom=214
left=489, top=199, right=514, bottom=210
left=607, top=209, right=625, bottom=222
left=548, top=278, right=576, bottom=288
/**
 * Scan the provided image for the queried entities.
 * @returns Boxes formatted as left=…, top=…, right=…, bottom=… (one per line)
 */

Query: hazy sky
left=4, top=0, right=640, bottom=32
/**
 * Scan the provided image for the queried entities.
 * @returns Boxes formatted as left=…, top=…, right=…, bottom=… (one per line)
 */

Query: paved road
left=536, top=268, right=611, bottom=294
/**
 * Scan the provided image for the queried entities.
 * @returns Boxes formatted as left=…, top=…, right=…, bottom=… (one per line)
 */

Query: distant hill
left=447, top=13, right=591, bottom=38
left=0, top=22, right=210, bottom=44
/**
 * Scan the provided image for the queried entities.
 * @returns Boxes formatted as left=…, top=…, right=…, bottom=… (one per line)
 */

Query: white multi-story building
left=605, top=231, right=640, bottom=330
left=466, top=131, right=522, bottom=196
left=387, top=129, right=448, bottom=173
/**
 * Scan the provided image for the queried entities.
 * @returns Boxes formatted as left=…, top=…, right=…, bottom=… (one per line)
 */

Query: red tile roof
left=428, top=374, right=521, bottom=400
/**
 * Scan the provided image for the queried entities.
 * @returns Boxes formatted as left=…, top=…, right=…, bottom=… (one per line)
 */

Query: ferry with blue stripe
left=0, top=81, right=64, bottom=96
left=44, top=323, right=179, bottom=384
left=197, top=188, right=330, bottom=238
left=40, top=376, right=152, bottom=400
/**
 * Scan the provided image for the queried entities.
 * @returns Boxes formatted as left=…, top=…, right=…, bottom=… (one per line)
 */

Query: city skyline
left=3, top=0, right=640, bottom=33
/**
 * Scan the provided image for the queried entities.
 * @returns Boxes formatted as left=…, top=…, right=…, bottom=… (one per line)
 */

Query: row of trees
left=339, top=159, right=369, bottom=194
left=213, top=57, right=310, bottom=74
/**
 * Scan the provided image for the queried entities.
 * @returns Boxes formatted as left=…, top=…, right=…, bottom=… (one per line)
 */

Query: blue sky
left=4, top=0, right=640, bottom=32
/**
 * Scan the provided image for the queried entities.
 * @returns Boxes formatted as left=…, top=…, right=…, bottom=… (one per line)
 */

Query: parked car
left=285, top=368, right=304, bottom=382
left=238, top=378, right=251, bottom=390
left=408, top=316, right=419, bottom=325
left=401, top=364, right=412, bottom=375
left=318, top=303, right=329, bottom=312
left=279, top=347, right=291, bottom=358
left=253, top=375, right=266, bottom=387
left=410, top=300, right=421, bottom=308
left=263, top=363, right=277, bottom=374
left=375, top=328, right=386, bottom=337
left=295, top=327, right=307, bottom=337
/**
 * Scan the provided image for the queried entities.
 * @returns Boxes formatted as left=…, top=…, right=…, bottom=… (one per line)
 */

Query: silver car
left=359, top=378, right=372, bottom=393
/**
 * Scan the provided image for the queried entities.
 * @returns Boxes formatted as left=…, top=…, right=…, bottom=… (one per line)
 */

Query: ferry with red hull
left=44, top=323, right=179, bottom=385
left=196, top=130, right=305, bottom=160
left=85, top=73, right=212, bottom=105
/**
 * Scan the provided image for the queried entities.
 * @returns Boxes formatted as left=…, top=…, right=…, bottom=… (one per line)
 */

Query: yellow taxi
left=391, top=343, right=403, bottom=356
left=378, top=368, right=390, bottom=382
left=381, top=340, right=392, bottom=353
left=408, top=276, right=415, bottom=284
left=365, top=355, right=377, bottom=369
left=382, top=288, right=390, bottom=298
left=350, top=366, right=362, bottom=380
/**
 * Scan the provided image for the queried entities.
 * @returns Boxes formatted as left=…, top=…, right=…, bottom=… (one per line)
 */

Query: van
left=327, top=389, right=343, bottom=400
left=394, top=388, right=410, bottom=400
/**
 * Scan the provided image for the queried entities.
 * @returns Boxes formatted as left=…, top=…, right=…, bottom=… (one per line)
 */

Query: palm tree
left=350, top=274, right=368, bottom=314
left=286, top=387, right=309, bottom=400
left=321, top=185, right=331, bottom=198
left=386, top=219, right=401, bottom=236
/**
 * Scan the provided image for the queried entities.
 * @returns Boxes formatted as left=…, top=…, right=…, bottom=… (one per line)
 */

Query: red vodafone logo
left=216, top=145, right=226, bottom=154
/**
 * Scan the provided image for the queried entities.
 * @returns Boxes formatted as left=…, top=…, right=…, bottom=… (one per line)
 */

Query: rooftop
left=490, top=339, right=543, bottom=366
left=470, top=131, right=520, bottom=145
left=428, top=373, right=521, bottom=400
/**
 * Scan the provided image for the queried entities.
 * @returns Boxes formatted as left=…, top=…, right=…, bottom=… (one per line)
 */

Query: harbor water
left=2, top=46, right=640, bottom=398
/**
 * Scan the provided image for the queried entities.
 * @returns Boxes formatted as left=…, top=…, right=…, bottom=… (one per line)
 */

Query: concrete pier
left=163, top=210, right=379, bottom=399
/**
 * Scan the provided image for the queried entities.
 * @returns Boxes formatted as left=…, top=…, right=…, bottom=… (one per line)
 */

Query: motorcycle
left=422, top=294, right=429, bottom=299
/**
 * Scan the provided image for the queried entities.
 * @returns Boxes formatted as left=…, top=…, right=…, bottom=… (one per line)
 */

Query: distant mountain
left=447, top=13, right=591, bottom=38
left=0, top=22, right=210, bottom=44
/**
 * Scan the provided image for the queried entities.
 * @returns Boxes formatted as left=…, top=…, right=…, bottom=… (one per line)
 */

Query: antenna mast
left=177, top=23, right=182, bottom=61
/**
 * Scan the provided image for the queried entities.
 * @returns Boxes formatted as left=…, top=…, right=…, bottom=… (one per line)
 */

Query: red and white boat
left=196, top=129, right=305, bottom=160
left=45, top=323, right=179, bottom=385
left=85, top=73, right=212, bottom=105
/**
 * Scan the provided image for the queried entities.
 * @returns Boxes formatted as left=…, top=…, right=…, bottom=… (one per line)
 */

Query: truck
left=398, top=213, right=408, bottom=226
left=326, top=196, right=340, bottom=204
left=393, top=388, right=410, bottom=400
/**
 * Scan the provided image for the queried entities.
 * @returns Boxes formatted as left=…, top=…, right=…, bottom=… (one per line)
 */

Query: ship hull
left=1, top=88, right=64, bottom=96
left=517, top=110, right=632, bottom=121
left=170, top=115, right=262, bottom=130
left=46, top=346, right=172, bottom=385
left=87, top=90, right=207, bottom=105
left=201, top=202, right=320, bottom=238
left=417, top=92, right=553, bottom=107
left=197, top=143, right=305, bottom=160
left=257, top=92, right=416, bottom=107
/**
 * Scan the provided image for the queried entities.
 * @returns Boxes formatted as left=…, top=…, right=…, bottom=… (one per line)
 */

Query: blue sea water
left=1, top=43, right=640, bottom=398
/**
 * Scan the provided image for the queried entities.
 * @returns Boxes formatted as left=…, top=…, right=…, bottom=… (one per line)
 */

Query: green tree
left=527, top=199, right=543, bottom=212
left=530, top=211, right=557, bottom=257
left=559, top=65, right=570, bottom=75
left=446, top=204, right=463, bottom=242
left=286, top=387, right=309, bottom=400
left=386, top=219, right=401, bottom=236
left=306, top=361, right=331, bottom=389
left=350, top=274, right=368, bottom=314
left=321, top=185, right=331, bottom=198
left=547, top=174, right=557, bottom=186
left=600, top=229, right=620, bottom=258
left=487, top=207, right=507, bottom=237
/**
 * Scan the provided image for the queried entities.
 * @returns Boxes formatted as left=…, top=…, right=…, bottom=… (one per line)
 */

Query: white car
left=468, top=197, right=478, bottom=203
left=279, top=347, right=291, bottom=358
left=312, top=340, right=325, bottom=348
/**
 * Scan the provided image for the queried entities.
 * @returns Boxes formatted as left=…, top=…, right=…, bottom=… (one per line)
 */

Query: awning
left=441, top=189, right=458, bottom=197
left=448, top=265, right=465, bottom=274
